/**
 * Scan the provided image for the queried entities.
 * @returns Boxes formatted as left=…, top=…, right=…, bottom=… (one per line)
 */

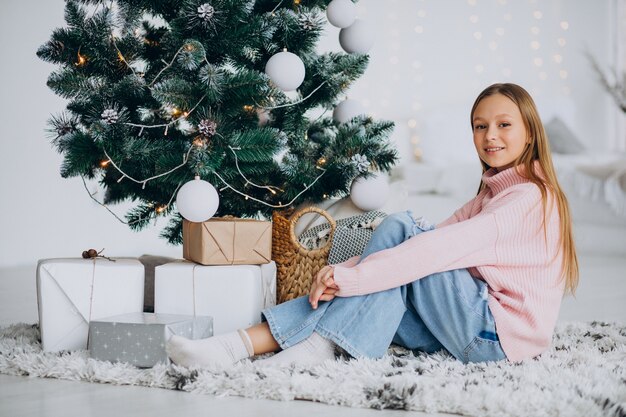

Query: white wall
left=0, top=0, right=617, bottom=267
left=317, top=0, right=617, bottom=164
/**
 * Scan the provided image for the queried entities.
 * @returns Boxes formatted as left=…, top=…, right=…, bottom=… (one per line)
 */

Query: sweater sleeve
left=333, top=184, right=539, bottom=297
left=333, top=212, right=499, bottom=296
left=332, top=255, right=360, bottom=268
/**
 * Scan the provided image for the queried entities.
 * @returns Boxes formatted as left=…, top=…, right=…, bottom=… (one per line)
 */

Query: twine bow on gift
left=81, top=248, right=116, bottom=262
left=192, top=264, right=199, bottom=317
left=81, top=250, right=115, bottom=335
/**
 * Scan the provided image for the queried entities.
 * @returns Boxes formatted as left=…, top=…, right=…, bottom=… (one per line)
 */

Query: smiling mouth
left=485, top=147, right=505, bottom=153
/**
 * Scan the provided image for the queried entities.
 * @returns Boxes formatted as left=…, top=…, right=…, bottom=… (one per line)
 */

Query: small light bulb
left=75, top=52, right=87, bottom=66
left=269, top=189, right=277, bottom=195
left=100, top=159, right=111, bottom=168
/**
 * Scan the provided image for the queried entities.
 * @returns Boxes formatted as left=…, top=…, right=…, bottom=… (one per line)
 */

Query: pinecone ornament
left=351, top=154, right=371, bottom=173
left=197, top=4, right=215, bottom=21
left=56, top=120, right=76, bottom=136
left=299, top=15, right=317, bottom=31
left=198, top=119, right=217, bottom=137
left=101, top=108, right=119, bottom=124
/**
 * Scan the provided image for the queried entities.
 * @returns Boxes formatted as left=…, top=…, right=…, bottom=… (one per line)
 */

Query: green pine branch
left=39, top=0, right=399, bottom=243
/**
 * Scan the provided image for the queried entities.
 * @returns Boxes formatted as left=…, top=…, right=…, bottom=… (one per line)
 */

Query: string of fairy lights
left=77, top=4, right=337, bottom=224
left=85, top=141, right=328, bottom=225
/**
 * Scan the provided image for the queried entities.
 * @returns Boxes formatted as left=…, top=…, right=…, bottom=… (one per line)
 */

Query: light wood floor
left=1, top=255, right=624, bottom=417
left=1, top=373, right=444, bottom=417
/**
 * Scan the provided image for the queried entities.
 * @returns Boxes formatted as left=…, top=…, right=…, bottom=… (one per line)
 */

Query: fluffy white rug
left=1, top=321, right=625, bottom=417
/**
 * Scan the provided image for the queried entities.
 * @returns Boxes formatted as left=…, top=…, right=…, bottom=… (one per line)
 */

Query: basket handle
left=289, top=206, right=337, bottom=256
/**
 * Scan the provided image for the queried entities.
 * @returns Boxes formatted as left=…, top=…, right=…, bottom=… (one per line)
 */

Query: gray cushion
left=298, top=211, right=388, bottom=264
left=545, top=117, right=585, bottom=154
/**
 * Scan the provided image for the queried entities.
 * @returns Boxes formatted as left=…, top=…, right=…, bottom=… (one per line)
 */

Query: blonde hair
left=470, top=83, right=578, bottom=295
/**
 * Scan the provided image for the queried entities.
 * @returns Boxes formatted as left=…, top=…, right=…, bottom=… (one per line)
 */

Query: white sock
left=258, top=331, right=336, bottom=366
left=166, top=329, right=254, bottom=368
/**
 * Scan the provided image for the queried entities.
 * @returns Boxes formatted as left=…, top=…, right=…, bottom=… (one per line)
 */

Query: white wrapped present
left=36, top=258, right=144, bottom=352
left=154, top=261, right=276, bottom=335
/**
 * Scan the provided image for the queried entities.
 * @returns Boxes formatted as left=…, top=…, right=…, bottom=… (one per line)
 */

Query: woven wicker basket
left=272, top=206, right=336, bottom=304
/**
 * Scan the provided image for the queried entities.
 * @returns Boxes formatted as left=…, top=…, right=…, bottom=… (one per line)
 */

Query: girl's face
left=472, top=93, right=529, bottom=171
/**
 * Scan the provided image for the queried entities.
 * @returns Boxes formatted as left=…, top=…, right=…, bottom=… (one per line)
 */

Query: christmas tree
left=37, top=0, right=398, bottom=244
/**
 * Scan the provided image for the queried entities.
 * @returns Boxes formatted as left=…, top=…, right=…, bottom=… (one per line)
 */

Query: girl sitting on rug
left=166, top=83, right=579, bottom=366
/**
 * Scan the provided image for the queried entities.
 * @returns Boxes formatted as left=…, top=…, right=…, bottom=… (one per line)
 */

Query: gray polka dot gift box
left=88, top=312, right=212, bottom=368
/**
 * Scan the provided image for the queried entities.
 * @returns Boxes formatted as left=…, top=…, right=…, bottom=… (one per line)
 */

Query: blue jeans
left=262, top=211, right=507, bottom=364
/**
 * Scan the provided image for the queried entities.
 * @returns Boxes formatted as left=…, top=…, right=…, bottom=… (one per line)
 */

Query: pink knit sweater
left=333, top=165, right=565, bottom=362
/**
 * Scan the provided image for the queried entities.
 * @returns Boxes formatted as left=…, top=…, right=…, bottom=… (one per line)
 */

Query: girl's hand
left=309, top=265, right=338, bottom=309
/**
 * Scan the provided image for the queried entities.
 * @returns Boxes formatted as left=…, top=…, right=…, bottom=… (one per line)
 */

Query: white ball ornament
left=339, top=19, right=375, bottom=54
left=176, top=176, right=220, bottom=222
left=333, top=99, right=366, bottom=123
left=350, top=172, right=390, bottom=211
left=265, top=51, right=306, bottom=91
left=326, top=0, right=356, bottom=28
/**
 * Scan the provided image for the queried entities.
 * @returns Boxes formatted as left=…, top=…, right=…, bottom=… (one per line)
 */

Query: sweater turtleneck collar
left=481, top=162, right=538, bottom=195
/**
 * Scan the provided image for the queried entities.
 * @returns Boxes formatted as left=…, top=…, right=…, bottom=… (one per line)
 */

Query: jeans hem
left=314, top=325, right=384, bottom=360
left=261, top=309, right=289, bottom=350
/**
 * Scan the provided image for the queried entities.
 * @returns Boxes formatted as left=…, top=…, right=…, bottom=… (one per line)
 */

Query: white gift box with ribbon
left=36, top=258, right=144, bottom=352
left=154, top=261, right=276, bottom=335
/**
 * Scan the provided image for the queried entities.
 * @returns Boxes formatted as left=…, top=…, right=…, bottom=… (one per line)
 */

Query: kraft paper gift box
left=88, top=312, right=212, bottom=368
left=36, top=258, right=144, bottom=352
left=154, top=261, right=276, bottom=335
left=182, top=218, right=272, bottom=265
